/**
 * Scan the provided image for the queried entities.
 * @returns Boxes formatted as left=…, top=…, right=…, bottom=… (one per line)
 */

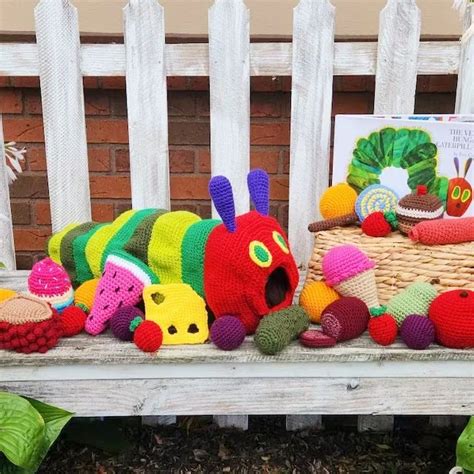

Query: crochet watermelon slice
left=85, top=251, right=158, bottom=335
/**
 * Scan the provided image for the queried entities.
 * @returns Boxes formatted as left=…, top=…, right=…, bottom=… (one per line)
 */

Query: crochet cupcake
left=28, top=258, right=74, bottom=312
left=396, top=185, right=444, bottom=235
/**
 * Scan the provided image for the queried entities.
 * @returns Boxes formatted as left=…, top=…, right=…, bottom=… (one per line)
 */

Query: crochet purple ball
left=210, top=315, right=246, bottom=351
left=400, top=314, right=435, bottom=350
left=110, top=306, right=144, bottom=341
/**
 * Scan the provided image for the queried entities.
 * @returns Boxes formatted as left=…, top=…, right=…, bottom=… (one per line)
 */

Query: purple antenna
left=454, top=157, right=460, bottom=177
left=209, top=175, right=236, bottom=232
left=247, top=169, right=269, bottom=216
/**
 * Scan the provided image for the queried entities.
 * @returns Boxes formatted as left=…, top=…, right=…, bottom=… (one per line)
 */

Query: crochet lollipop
left=322, top=244, right=382, bottom=314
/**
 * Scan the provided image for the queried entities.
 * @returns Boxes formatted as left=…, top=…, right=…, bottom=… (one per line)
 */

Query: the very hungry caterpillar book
left=333, top=115, right=474, bottom=217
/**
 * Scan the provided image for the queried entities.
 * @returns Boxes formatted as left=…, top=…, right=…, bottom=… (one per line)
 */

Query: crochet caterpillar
left=347, top=127, right=449, bottom=203
left=47, top=170, right=299, bottom=336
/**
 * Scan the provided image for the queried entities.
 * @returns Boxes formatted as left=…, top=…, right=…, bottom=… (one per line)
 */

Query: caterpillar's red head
left=204, top=170, right=299, bottom=334
left=447, top=157, right=472, bottom=217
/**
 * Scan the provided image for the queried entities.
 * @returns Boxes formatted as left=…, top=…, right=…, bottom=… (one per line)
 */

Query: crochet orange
left=299, top=281, right=340, bottom=323
left=319, top=183, right=357, bottom=219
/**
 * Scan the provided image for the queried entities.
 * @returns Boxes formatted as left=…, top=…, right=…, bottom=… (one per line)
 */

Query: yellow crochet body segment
left=85, top=210, right=136, bottom=277
left=147, top=211, right=200, bottom=284
left=48, top=223, right=79, bottom=264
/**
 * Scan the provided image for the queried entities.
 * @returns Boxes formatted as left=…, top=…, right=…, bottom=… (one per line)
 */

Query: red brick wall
left=0, top=75, right=457, bottom=269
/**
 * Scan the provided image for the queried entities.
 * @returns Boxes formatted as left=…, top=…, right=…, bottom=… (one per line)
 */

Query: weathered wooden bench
left=0, top=0, right=473, bottom=432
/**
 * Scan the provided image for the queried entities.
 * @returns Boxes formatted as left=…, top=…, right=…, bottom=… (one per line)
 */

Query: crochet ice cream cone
left=28, top=258, right=74, bottom=312
left=322, top=245, right=381, bottom=311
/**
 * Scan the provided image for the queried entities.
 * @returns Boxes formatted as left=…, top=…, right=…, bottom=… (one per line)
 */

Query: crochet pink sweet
left=27, top=258, right=73, bottom=312
left=322, top=245, right=380, bottom=311
left=322, top=245, right=375, bottom=286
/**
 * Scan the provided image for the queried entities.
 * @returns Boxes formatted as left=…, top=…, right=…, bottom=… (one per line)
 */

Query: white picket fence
left=0, top=0, right=473, bottom=431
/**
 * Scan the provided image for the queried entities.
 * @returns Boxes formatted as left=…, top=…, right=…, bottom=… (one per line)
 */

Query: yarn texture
left=210, top=315, right=246, bottom=351
left=361, top=212, right=392, bottom=237
left=319, top=183, right=357, bottom=220
left=85, top=251, right=158, bottom=335
left=0, top=288, right=16, bottom=303
left=409, top=217, right=474, bottom=245
left=299, top=329, right=337, bottom=348
left=0, top=296, right=62, bottom=353
left=61, top=306, right=87, bottom=337
left=400, top=314, right=435, bottom=350
left=143, top=283, right=209, bottom=345
left=28, top=258, right=73, bottom=312
left=110, top=306, right=144, bottom=341
left=386, top=281, right=437, bottom=326
left=255, top=306, right=310, bottom=355
left=133, top=320, right=163, bottom=353
left=396, top=185, right=444, bottom=235
left=320, top=297, right=369, bottom=342
left=74, top=278, right=99, bottom=313
left=355, top=184, right=399, bottom=222
left=368, top=314, right=398, bottom=346
left=322, top=245, right=380, bottom=310
left=429, top=289, right=474, bottom=349
left=299, top=281, right=340, bottom=323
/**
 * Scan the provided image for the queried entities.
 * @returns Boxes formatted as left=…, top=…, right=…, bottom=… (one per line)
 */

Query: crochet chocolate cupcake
left=395, top=185, right=444, bottom=235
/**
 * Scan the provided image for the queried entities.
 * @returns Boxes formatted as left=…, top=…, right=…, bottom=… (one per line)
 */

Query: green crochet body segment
left=347, top=127, right=449, bottom=203
left=47, top=209, right=225, bottom=293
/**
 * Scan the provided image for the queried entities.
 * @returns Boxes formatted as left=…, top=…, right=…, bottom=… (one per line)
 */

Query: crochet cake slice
left=85, top=251, right=158, bottom=335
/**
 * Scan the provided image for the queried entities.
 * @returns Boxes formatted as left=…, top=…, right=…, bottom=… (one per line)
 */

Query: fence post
left=0, top=116, right=16, bottom=271
left=124, top=0, right=170, bottom=210
left=455, top=2, right=474, bottom=114
left=34, top=0, right=91, bottom=231
left=287, top=0, right=336, bottom=431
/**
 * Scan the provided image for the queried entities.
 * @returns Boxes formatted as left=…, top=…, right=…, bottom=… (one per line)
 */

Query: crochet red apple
left=368, top=313, right=398, bottom=346
left=429, top=289, right=474, bottom=349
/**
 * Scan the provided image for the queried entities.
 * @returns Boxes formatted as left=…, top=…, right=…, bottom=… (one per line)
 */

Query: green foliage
left=0, top=392, right=73, bottom=473
left=0, top=262, right=6, bottom=269
left=457, top=417, right=474, bottom=474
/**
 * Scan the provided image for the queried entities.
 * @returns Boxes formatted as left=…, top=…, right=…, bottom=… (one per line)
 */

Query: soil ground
left=39, top=415, right=464, bottom=473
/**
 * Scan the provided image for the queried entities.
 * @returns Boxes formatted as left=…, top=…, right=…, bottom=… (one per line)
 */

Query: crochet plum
left=48, top=170, right=299, bottom=337
left=110, top=305, right=144, bottom=341
left=400, top=315, right=435, bottom=350
left=210, top=315, right=246, bottom=351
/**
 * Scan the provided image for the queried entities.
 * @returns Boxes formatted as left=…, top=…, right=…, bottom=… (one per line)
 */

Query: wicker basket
left=306, top=227, right=474, bottom=304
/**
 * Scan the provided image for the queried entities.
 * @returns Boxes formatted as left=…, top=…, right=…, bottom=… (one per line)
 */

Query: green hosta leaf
left=26, top=397, right=73, bottom=458
left=0, top=393, right=73, bottom=472
left=0, top=393, right=45, bottom=470
left=457, top=417, right=474, bottom=472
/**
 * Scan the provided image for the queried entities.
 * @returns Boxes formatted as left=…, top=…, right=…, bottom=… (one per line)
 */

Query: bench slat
left=34, top=0, right=91, bottom=231
left=124, top=0, right=170, bottom=210
left=1, top=377, right=471, bottom=417
left=209, top=0, right=250, bottom=215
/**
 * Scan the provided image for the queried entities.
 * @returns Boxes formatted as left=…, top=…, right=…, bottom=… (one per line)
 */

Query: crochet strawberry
left=361, top=212, right=396, bottom=237
left=368, top=314, right=398, bottom=346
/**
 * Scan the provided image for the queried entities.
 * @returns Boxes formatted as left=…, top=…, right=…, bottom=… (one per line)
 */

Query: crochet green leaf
left=0, top=392, right=73, bottom=472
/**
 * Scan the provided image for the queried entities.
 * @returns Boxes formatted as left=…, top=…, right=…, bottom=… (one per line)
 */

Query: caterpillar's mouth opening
left=265, top=267, right=290, bottom=309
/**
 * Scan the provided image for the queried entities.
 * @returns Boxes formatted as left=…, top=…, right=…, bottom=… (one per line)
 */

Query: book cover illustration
left=332, top=116, right=474, bottom=217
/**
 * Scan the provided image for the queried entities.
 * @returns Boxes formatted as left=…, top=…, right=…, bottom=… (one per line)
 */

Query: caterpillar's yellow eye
left=273, top=231, right=289, bottom=254
left=452, top=186, right=461, bottom=200
left=461, top=189, right=471, bottom=203
left=249, top=241, right=272, bottom=268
